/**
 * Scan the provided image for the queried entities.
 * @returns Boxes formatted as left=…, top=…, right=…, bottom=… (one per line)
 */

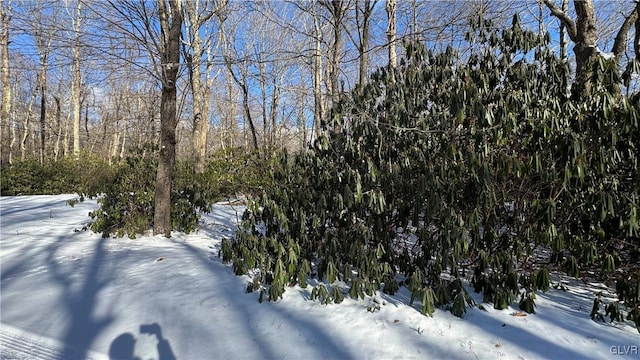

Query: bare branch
left=635, top=2, right=640, bottom=59
left=611, top=5, right=638, bottom=62
left=542, top=0, right=577, bottom=41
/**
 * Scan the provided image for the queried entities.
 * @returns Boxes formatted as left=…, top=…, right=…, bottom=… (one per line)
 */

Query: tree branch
left=611, top=5, right=639, bottom=62
left=635, top=2, right=640, bottom=59
left=542, top=0, right=577, bottom=41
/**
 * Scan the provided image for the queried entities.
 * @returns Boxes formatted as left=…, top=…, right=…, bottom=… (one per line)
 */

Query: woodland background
left=1, top=0, right=637, bottom=168
left=1, top=0, right=640, bottom=322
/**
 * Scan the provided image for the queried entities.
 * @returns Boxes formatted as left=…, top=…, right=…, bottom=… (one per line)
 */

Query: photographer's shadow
left=109, top=323, right=176, bottom=360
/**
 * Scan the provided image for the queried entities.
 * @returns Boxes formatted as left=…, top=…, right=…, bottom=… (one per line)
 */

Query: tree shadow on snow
left=463, top=303, right=601, bottom=358
left=534, top=289, right=639, bottom=345
left=170, top=238, right=356, bottom=360
left=45, top=235, right=115, bottom=359
left=197, top=205, right=244, bottom=253
left=0, top=196, right=66, bottom=218
left=0, top=198, right=79, bottom=286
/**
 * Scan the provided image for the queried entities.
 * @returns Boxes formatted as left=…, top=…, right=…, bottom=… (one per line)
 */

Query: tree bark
left=559, top=0, right=568, bottom=61
left=153, top=0, right=182, bottom=237
left=53, top=95, right=61, bottom=160
left=71, top=0, right=82, bottom=157
left=34, top=12, right=53, bottom=164
left=312, top=1, right=324, bottom=136
left=184, top=1, right=222, bottom=173
left=39, top=66, right=46, bottom=164
left=326, top=0, right=344, bottom=111
left=1, top=3, right=11, bottom=167
left=269, top=74, right=282, bottom=153
left=219, top=17, right=259, bottom=152
left=611, top=5, right=638, bottom=64
left=21, top=94, right=35, bottom=160
left=636, top=4, right=640, bottom=60
left=356, top=0, right=375, bottom=90
left=237, top=71, right=259, bottom=151
left=385, top=0, right=397, bottom=68
left=224, top=70, right=237, bottom=149
left=568, top=0, right=597, bottom=100
left=543, top=0, right=638, bottom=99
left=259, top=60, right=268, bottom=150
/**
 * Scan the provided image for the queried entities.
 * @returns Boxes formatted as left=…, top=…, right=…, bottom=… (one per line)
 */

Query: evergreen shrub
left=227, top=15, right=639, bottom=321
left=0, top=152, right=113, bottom=196
left=89, top=147, right=274, bottom=238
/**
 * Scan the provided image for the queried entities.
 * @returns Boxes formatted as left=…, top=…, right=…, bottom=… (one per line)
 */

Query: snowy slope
left=1, top=195, right=638, bottom=359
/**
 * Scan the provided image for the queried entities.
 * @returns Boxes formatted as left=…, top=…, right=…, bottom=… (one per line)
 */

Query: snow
left=596, top=46, right=615, bottom=61
left=1, top=195, right=638, bottom=360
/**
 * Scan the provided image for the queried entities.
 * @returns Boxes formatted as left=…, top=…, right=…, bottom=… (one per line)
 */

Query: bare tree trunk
left=386, top=0, right=397, bottom=68
left=238, top=70, right=259, bottom=151
left=185, top=1, right=213, bottom=173
left=0, top=2, right=11, bottom=167
left=312, top=1, right=324, bottom=136
left=111, top=96, right=120, bottom=161
left=636, top=4, right=640, bottom=60
left=225, top=72, right=236, bottom=149
left=298, top=72, right=307, bottom=151
left=573, top=0, right=597, bottom=98
left=34, top=21, right=54, bottom=163
left=322, top=0, right=345, bottom=114
left=355, top=0, right=375, bottom=90
left=202, top=52, right=215, bottom=152
left=119, top=129, right=126, bottom=159
left=135, top=95, right=144, bottom=152
left=53, top=95, right=61, bottom=161
left=103, top=120, right=111, bottom=164
left=71, top=0, right=82, bottom=157
left=63, top=113, right=69, bottom=157
left=219, top=19, right=259, bottom=152
left=9, top=121, right=15, bottom=164
left=21, top=95, right=35, bottom=160
left=153, top=0, right=183, bottom=237
left=39, top=68, right=46, bottom=164
left=543, top=0, right=638, bottom=99
left=559, top=0, right=568, bottom=61
left=259, top=60, right=268, bottom=151
left=186, top=0, right=225, bottom=171
left=269, top=74, right=282, bottom=154
left=84, top=101, right=89, bottom=147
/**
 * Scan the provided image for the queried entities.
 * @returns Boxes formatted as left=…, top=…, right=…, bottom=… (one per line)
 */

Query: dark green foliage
left=535, top=269, right=551, bottom=293
left=88, top=147, right=274, bottom=238
left=627, top=306, right=640, bottom=333
left=519, top=292, right=536, bottom=314
left=449, top=278, right=476, bottom=317
left=220, top=238, right=233, bottom=261
left=0, top=152, right=113, bottom=196
left=89, top=150, right=157, bottom=238
left=605, top=302, right=623, bottom=322
left=228, top=14, right=640, bottom=319
left=619, top=277, right=640, bottom=332
left=421, top=287, right=436, bottom=317
left=200, top=148, right=274, bottom=198
left=518, top=271, right=543, bottom=313
left=383, top=274, right=399, bottom=295
left=332, top=286, right=345, bottom=304
left=590, top=295, right=606, bottom=322
left=1, top=147, right=271, bottom=239
left=310, top=284, right=332, bottom=305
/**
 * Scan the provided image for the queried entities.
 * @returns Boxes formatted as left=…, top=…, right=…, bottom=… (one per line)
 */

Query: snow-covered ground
left=1, top=195, right=638, bottom=360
